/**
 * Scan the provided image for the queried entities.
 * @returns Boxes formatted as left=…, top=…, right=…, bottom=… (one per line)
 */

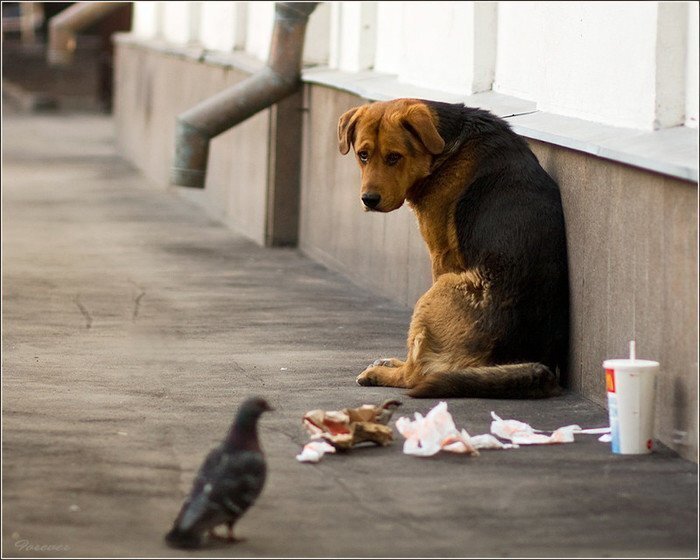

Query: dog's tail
left=407, top=362, right=562, bottom=399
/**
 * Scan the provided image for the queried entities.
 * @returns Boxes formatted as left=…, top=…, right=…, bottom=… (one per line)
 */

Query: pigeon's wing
left=172, top=446, right=229, bottom=533
left=208, top=450, right=267, bottom=520
left=191, top=446, right=225, bottom=493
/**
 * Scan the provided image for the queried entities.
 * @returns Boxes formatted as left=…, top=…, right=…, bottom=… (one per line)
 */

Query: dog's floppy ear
left=401, top=104, right=445, bottom=155
left=338, top=106, right=362, bottom=155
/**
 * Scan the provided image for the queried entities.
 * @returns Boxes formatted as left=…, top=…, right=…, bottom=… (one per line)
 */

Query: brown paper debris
left=302, top=399, right=402, bottom=450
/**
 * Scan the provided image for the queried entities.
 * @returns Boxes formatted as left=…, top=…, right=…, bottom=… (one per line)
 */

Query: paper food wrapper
left=490, top=412, right=611, bottom=445
left=296, top=440, right=337, bottom=463
left=297, top=400, right=403, bottom=462
left=395, top=401, right=480, bottom=457
left=395, top=402, right=611, bottom=457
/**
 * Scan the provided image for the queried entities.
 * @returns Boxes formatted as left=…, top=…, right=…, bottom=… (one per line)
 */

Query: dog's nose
left=362, top=192, right=381, bottom=209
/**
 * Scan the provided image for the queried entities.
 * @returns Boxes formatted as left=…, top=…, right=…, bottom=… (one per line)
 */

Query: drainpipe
left=171, top=2, right=318, bottom=188
left=47, top=2, right=125, bottom=66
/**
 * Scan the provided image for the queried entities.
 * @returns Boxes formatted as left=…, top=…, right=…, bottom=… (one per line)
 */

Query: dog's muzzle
left=361, top=192, right=381, bottom=210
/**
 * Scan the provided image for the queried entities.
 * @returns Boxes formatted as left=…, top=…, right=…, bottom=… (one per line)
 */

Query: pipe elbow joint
left=171, top=121, right=210, bottom=189
left=170, top=1, right=318, bottom=188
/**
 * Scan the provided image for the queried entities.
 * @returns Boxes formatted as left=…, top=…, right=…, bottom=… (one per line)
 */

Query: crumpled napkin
left=490, top=412, right=611, bottom=445
left=395, top=401, right=480, bottom=456
left=296, top=440, right=337, bottom=463
left=490, top=412, right=578, bottom=444
left=395, top=403, right=610, bottom=456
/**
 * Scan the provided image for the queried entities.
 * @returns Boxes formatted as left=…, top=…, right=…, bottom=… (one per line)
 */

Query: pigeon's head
left=226, top=397, right=274, bottom=449
left=239, top=397, right=274, bottom=418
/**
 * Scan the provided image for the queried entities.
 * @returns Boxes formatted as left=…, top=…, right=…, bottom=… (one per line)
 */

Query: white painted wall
left=654, top=1, right=688, bottom=128
left=161, top=2, right=200, bottom=45
left=303, top=2, right=332, bottom=66
left=496, top=2, right=663, bottom=130
left=245, top=1, right=275, bottom=62
left=131, top=1, right=161, bottom=39
left=329, top=2, right=377, bottom=72
left=374, top=1, right=403, bottom=73
left=686, top=1, right=699, bottom=128
left=131, top=1, right=698, bottom=131
left=397, top=2, right=474, bottom=94
left=374, top=1, right=496, bottom=95
left=199, top=2, right=244, bottom=52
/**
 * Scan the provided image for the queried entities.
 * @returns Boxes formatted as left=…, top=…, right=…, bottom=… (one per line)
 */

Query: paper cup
left=603, top=358, right=659, bottom=454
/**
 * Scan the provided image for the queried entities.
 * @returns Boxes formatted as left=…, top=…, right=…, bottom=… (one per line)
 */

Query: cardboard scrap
left=297, top=400, right=402, bottom=463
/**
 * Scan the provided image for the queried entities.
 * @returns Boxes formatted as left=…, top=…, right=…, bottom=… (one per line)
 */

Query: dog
left=338, top=98, right=569, bottom=398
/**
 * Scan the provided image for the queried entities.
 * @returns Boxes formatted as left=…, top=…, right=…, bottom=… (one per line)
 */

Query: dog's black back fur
left=426, top=101, right=570, bottom=383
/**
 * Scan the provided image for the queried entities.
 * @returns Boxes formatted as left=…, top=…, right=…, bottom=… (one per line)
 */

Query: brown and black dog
left=338, top=98, right=569, bottom=398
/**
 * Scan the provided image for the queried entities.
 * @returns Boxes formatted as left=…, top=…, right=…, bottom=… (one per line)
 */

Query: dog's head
left=338, top=99, right=445, bottom=212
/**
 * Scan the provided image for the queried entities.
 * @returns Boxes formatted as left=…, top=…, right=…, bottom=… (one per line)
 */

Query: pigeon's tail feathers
left=164, top=527, right=202, bottom=550
left=165, top=493, right=211, bottom=550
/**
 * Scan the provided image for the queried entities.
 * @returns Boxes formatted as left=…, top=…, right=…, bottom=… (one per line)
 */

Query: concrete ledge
left=509, top=112, right=698, bottom=183
left=302, top=67, right=699, bottom=184
left=112, top=35, right=698, bottom=184
left=112, top=33, right=266, bottom=74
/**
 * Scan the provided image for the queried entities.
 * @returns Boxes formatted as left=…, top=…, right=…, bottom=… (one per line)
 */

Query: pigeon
left=165, top=397, right=273, bottom=549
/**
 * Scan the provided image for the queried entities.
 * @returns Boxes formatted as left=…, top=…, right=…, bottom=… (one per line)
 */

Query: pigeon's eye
left=357, top=150, right=369, bottom=164
left=386, top=152, right=402, bottom=166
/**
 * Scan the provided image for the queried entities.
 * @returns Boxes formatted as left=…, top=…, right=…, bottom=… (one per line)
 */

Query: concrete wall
left=530, top=139, right=698, bottom=459
left=113, top=41, right=270, bottom=245
left=299, top=86, right=432, bottom=309
left=297, top=83, right=698, bottom=462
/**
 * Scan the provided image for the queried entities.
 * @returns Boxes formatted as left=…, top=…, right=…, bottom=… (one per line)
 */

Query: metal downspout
left=171, top=2, right=318, bottom=188
left=47, top=2, right=125, bottom=66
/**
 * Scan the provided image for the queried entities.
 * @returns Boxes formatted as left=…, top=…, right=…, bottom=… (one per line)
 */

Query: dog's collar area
left=429, top=120, right=471, bottom=174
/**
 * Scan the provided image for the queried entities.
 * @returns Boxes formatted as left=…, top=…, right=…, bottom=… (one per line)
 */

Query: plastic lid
left=603, top=340, right=659, bottom=369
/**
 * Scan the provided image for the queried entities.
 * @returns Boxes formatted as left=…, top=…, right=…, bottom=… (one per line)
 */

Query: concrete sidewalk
left=2, top=109, right=697, bottom=558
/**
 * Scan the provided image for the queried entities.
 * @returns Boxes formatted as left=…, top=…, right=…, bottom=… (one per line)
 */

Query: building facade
left=113, top=1, right=699, bottom=461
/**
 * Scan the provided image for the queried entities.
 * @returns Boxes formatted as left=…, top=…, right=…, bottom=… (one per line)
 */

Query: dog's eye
left=386, top=152, right=402, bottom=166
left=357, top=151, right=369, bottom=164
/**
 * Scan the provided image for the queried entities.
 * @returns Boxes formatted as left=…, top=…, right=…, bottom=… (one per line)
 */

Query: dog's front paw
left=356, top=368, right=379, bottom=386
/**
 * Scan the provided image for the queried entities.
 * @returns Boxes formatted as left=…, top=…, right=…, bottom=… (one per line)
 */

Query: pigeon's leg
left=226, top=522, right=244, bottom=543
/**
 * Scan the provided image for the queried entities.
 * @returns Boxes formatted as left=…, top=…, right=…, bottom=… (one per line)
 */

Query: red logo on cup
left=605, top=368, right=616, bottom=393
left=647, top=439, right=653, bottom=450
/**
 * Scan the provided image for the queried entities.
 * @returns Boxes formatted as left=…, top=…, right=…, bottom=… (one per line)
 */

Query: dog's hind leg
left=356, top=270, right=493, bottom=390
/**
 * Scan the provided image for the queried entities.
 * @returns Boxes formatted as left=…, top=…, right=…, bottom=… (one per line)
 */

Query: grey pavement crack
left=74, top=295, right=93, bottom=329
